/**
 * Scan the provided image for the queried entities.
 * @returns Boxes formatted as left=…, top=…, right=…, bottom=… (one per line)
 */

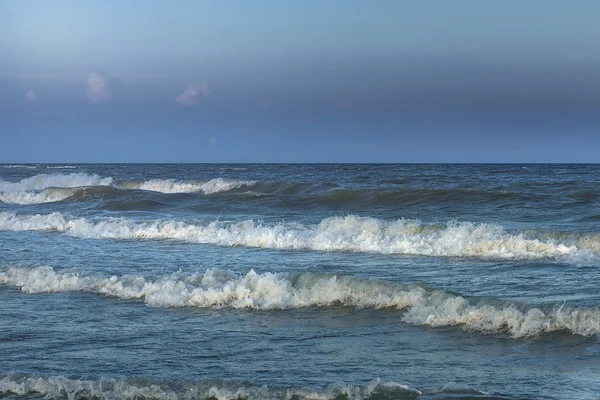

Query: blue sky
left=1, top=0, right=599, bottom=162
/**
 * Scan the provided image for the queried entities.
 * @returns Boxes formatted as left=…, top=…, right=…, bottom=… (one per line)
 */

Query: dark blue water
left=0, top=164, right=599, bottom=399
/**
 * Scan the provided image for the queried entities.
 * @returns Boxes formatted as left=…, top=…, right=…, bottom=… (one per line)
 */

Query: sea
left=0, top=164, right=599, bottom=400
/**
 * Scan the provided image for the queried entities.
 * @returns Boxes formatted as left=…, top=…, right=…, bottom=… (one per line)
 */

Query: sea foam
left=0, top=173, right=113, bottom=192
left=129, top=177, right=256, bottom=194
left=0, top=165, right=38, bottom=169
left=1, top=266, right=598, bottom=338
left=0, top=374, right=427, bottom=400
left=0, top=212, right=595, bottom=262
left=0, top=173, right=113, bottom=204
left=0, top=188, right=77, bottom=205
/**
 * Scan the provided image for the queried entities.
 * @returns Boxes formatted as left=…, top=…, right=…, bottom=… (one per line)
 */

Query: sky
left=1, top=0, right=599, bottom=162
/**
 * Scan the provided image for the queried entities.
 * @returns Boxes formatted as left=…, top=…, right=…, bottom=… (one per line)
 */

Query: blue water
left=0, top=164, right=599, bottom=399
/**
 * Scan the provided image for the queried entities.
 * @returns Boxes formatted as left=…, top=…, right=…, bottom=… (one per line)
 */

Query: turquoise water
left=1, top=164, right=599, bottom=399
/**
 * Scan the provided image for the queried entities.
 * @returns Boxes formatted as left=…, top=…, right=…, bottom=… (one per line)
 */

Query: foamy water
left=0, top=173, right=113, bottom=192
left=1, top=164, right=599, bottom=400
left=0, top=173, right=256, bottom=204
left=0, top=212, right=595, bottom=262
left=0, top=374, right=452, bottom=400
left=132, top=177, right=256, bottom=194
left=1, top=266, right=598, bottom=337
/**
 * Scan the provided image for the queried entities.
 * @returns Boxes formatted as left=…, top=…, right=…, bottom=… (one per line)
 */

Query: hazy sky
left=1, top=0, right=599, bottom=162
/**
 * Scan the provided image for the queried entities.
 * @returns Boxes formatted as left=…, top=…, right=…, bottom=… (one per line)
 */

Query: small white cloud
left=209, top=137, right=216, bottom=145
left=24, top=90, right=39, bottom=102
left=176, top=82, right=210, bottom=106
left=86, top=71, right=121, bottom=103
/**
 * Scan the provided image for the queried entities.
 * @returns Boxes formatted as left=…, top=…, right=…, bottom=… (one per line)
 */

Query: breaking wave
left=123, top=177, right=256, bottom=194
left=0, top=173, right=113, bottom=192
left=0, top=374, right=502, bottom=400
left=0, top=174, right=255, bottom=204
left=1, top=266, right=598, bottom=338
left=0, top=172, right=539, bottom=208
left=0, top=188, right=77, bottom=205
left=0, top=174, right=114, bottom=204
left=0, top=186, right=121, bottom=205
left=0, top=165, right=38, bottom=169
left=0, top=212, right=596, bottom=262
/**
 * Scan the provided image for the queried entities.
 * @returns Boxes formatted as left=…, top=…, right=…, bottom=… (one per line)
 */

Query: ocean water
left=0, top=163, right=599, bottom=400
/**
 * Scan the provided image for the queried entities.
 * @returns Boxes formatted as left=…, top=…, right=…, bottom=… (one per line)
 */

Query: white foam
left=129, top=178, right=256, bottom=194
left=134, top=178, right=204, bottom=193
left=0, top=174, right=253, bottom=204
left=0, top=173, right=113, bottom=204
left=0, top=374, right=421, bottom=400
left=0, top=188, right=77, bottom=205
left=0, top=212, right=595, bottom=262
left=0, top=173, right=113, bottom=192
left=46, top=165, right=79, bottom=169
left=0, top=165, right=38, bottom=169
left=1, top=267, right=598, bottom=338
left=0, top=212, right=74, bottom=231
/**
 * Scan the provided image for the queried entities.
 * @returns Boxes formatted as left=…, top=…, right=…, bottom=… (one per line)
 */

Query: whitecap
left=1, top=266, right=598, bottom=338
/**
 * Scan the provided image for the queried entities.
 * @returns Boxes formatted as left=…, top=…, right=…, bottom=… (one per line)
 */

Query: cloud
left=86, top=71, right=121, bottom=103
left=176, top=82, right=210, bottom=106
left=24, top=90, right=39, bottom=103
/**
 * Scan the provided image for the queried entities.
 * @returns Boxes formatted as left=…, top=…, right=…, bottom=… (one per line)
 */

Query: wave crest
left=0, top=374, right=436, bottom=400
left=0, top=188, right=75, bottom=205
left=126, top=177, right=256, bottom=194
left=0, top=173, right=113, bottom=204
left=1, top=266, right=598, bottom=338
left=0, top=212, right=595, bottom=262
left=0, top=174, right=255, bottom=204
left=0, top=173, right=113, bottom=192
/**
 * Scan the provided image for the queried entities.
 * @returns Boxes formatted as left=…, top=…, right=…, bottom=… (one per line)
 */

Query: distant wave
left=122, top=177, right=256, bottom=194
left=0, top=173, right=113, bottom=192
left=0, top=374, right=500, bottom=400
left=46, top=165, right=79, bottom=169
left=0, top=172, right=532, bottom=207
left=0, top=173, right=256, bottom=204
left=0, top=173, right=114, bottom=204
left=2, top=266, right=598, bottom=338
left=0, top=165, right=38, bottom=169
left=0, top=212, right=595, bottom=262
left=0, top=186, right=125, bottom=205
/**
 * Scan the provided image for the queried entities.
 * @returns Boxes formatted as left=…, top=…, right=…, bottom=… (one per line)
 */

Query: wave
left=1, top=266, right=598, bottom=338
left=0, top=174, right=115, bottom=204
left=0, top=165, right=38, bottom=169
left=0, top=174, right=255, bottom=204
left=313, top=187, right=520, bottom=208
left=0, top=186, right=121, bottom=205
left=0, top=188, right=77, bottom=205
left=0, top=374, right=503, bottom=400
left=46, top=165, right=79, bottom=169
left=0, top=173, right=530, bottom=207
left=0, top=173, right=113, bottom=192
left=0, top=212, right=595, bottom=262
left=122, top=177, right=256, bottom=194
